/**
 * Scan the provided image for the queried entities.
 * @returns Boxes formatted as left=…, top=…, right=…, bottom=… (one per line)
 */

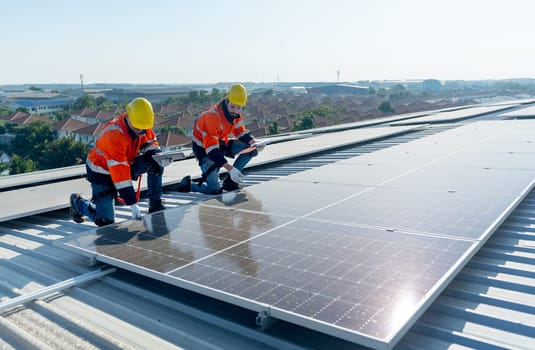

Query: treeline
left=0, top=120, right=88, bottom=175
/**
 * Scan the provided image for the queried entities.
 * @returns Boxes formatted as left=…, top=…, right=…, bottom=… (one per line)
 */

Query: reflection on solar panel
left=61, top=120, right=535, bottom=349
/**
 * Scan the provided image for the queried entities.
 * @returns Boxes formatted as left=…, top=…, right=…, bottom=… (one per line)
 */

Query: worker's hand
left=229, top=167, right=245, bottom=183
left=131, top=204, right=141, bottom=219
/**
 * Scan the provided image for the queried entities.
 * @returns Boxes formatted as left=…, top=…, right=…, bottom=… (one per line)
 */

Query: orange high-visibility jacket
left=192, top=103, right=250, bottom=166
left=86, top=113, right=159, bottom=192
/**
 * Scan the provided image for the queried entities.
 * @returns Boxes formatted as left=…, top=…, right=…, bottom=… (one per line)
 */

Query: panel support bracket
left=256, top=310, right=277, bottom=331
left=89, top=255, right=97, bottom=267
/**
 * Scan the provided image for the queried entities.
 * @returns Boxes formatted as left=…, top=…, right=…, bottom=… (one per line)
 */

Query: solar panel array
left=62, top=120, right=535, bottom=349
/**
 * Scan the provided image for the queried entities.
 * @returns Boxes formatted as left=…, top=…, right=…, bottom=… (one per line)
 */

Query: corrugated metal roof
left=1, top=102, right=535, bottom=349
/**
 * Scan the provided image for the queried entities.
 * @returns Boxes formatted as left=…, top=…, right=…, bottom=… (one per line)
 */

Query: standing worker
left=176, top=84, right=261, bottom=194
left=70, top=97, right=166, bottom=226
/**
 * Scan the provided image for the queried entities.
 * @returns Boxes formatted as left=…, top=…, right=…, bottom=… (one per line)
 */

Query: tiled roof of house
left=52, top=118, right=90, bottom=131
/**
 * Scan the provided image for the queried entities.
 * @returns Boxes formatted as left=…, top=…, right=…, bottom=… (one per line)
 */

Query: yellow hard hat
left=126, top=97, right=154, bottom=130
left=227, top=84, right=247, bottom=106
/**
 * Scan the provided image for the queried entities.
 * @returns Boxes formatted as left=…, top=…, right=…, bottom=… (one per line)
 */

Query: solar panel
left=499, top=104, right=535, bottom=117
left=171, top=218, right=476, bottom=342
left=60, top=120, right=535, bottom=349
left=200, top=180, right=366, bottom=217
left=308, top=186, right=519, bottom=240
left=389, top=105, right=514, bottom=125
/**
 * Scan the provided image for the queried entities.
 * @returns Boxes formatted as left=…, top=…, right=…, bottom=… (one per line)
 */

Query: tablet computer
left=152, top=150, right=186, bottom=166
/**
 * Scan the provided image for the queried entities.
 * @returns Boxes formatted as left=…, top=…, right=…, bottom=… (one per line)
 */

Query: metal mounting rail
left=0, top=267, right=116, bottom=312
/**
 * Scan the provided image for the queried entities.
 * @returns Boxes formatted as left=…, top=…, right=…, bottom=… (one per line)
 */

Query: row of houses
left=0, top=109, right=192, bottom=152
left=1, top=92, right=472, bottom=151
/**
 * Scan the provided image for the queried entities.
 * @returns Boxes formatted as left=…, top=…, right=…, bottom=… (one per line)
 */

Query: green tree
left=314, top=105, right=337, bottom=119
left=9, top=120, right=55, bottom=161
left=39, top=136, right=89, bottom=169
left=163, top=125, right=187, bottom=136
left=268, top=121, right=280, bottom=135
left=378, top=100, right=395, bottom=113
left=300, top=115, right=315, bottom=130
left=293, top=115, right=315, bottom=131
left=209, top=88, right=225, bottom=102
left=9, top=154, right=38, bottom=174
left=15, top=106, right=29, bottom=113
left=388, top=83, right=408, bottom=100
left=96, top=96, right=116, bottom=110
left=4, top=122, right=17, bottom=133
left=0, top=105, right=11, bottom=117
left=0, top=151, right=8, bottom=174
left=188, top=90, right=201, bottom=103
left=74, top=94, right=96, bottom=109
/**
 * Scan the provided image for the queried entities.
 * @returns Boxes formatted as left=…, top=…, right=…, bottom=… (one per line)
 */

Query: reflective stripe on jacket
left=86, top=113, right=159, bottom=189
left=192, top=104, right=249, bottom=166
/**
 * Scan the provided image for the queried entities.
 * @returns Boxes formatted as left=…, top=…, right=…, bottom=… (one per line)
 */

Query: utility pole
left=337, top=70, right=340, bottom=83
left=80, top=74, right=84, bottom=94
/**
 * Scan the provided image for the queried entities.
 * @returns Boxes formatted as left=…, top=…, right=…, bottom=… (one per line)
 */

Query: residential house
left=5, top=112, right=54, bottom=126
left=77, top=109, right=117, bottom=125
left=72, top=122, right=107, bottom=145
left=157, top=131, right=191, bottom=151
left=52, top=118, right=90, bottom=138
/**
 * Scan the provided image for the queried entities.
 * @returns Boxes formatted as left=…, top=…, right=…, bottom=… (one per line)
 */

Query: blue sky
left=2, top=0, right=534, bottom=84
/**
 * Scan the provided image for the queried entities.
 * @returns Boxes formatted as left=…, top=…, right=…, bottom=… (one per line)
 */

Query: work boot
left=70, top=193, right=85, bottom=223
left=148, top=199, right=166, bottom=213
left=221, top=175, right=240, bottom=192
left=175, top=175, right=191, bottom=192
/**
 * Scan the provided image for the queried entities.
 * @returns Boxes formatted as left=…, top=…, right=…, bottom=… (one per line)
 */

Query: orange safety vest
left=192, top=104, right=249, bottom=154
left=86, top=113, right=159, bottom=191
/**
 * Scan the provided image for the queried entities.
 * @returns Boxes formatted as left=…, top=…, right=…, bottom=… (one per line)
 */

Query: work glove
left=131, top=203, right=141, bottom=219
left=229, top=167, right=245, bottom=184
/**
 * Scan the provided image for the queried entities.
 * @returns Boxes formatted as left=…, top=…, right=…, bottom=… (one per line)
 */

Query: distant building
left=306, top=84, right=369, bottom=95
left=290, top=86, right=308, bottom=95
left=422, top=79, right=441, bottom=92
left=5, top=91, right=74, bottom=115
left=9, top=98, right=74, bottom=114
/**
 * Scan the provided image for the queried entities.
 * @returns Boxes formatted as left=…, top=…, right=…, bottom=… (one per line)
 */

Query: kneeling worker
left=70, top=97, right=165, bottom=226
left=176, top=83, right=261, bottom=194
